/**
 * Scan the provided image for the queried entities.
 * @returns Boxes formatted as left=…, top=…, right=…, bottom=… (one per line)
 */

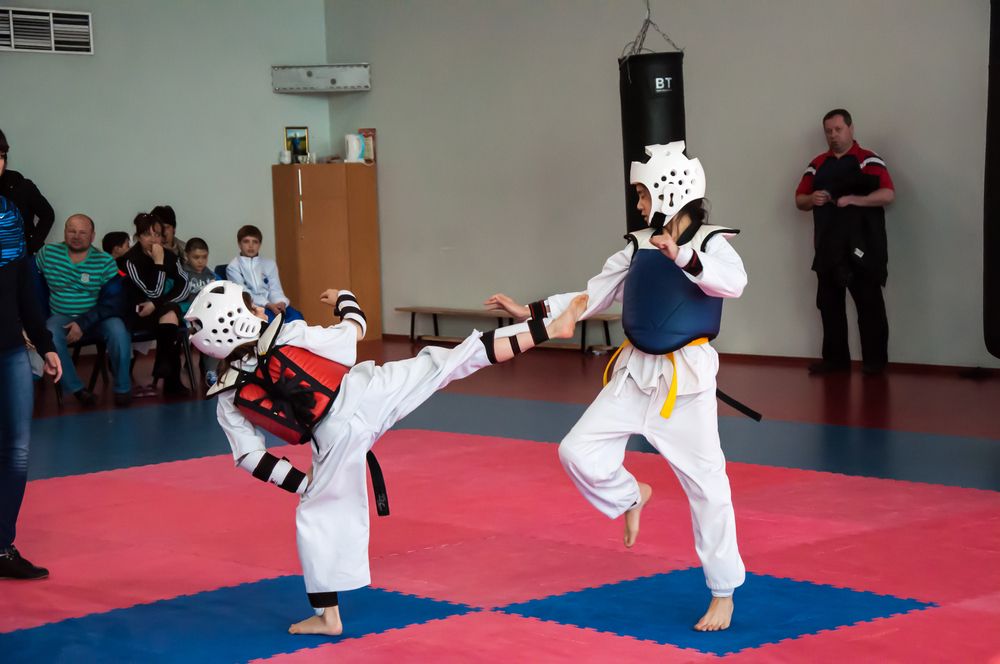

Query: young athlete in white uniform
left=185, top=282, right=587, bottom=636
left=486, top=142, right=747, bottom=631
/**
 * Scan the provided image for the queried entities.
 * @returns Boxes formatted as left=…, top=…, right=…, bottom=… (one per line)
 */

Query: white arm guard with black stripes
left=334, top=290, right=367, bottom=339
left=237, top=450, right=309, bottom=494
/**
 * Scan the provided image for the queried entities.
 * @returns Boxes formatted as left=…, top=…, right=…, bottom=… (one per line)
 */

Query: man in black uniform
left=795, top=109, right=895, bottom=375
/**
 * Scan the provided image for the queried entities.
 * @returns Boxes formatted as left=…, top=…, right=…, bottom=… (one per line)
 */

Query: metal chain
left=621, top=0, right=683, bottom=58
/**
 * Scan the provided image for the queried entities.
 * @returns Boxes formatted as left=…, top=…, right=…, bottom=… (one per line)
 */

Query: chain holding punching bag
left=985, top=0, right=1000, bottom=358
left=619, top=3, right=687, bottom=233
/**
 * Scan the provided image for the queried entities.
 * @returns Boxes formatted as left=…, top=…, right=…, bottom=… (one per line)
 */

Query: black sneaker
left=862, top=362, right=887, bottom=376
left=807, top=361, right=850, bottom=375
left=0, top=546, right=49, bottom=580
left=73, top=388, right=98, bottom=407
left=113, top=391, right=132, bottom=408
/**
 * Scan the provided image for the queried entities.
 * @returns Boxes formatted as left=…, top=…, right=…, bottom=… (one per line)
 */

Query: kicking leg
left=351, top=294, right=590, bottom=440
left=484, top=294, right=588, bottom=363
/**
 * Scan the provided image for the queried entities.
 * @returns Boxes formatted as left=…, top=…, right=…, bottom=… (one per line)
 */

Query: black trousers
left=816, top=267, right=888, bottom=366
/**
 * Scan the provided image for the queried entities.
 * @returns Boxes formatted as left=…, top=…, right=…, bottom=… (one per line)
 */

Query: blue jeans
left=0, top=347, right=33, bottom=548
left=46, top=314, right=132, bottom=395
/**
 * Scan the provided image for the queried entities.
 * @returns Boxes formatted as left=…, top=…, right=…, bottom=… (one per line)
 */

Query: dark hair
left=185, top=237, right=209, bottom=254
left=102, top=231, right=130, bottom=254
left=133, top=213, right=162, bottom=236
left=823, top=108, right=853, bottom=126
left=0, top=128, right=7, bottom=155
left=678, top=198, right=709, bottom=225
left=237, top=224, right=263, bottom=242
left=150, top=205, right=176, bottom=228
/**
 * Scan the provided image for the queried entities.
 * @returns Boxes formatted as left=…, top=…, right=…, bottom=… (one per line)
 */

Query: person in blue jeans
left=0, top=188, right=62, bottom=580
left=37, top=214, right=132, bottom=407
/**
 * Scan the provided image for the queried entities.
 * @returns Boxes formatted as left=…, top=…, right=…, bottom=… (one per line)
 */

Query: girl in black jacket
left=118, top=213, right=191, bottom=395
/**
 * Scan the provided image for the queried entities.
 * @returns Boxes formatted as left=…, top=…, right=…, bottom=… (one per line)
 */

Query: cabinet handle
left=299, top=200, right=304, bottom=226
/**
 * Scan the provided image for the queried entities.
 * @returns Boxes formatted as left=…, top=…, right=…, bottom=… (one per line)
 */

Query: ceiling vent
left=0, top=6, right=93, bottom=54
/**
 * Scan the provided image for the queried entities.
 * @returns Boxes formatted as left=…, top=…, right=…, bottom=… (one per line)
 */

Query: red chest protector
left=211, top=314, right=390, bottom=516
left=234, top=344, right=349, bottom=446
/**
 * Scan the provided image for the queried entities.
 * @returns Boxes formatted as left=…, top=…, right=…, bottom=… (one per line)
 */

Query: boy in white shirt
left=226, top=224, right=303, bottom=322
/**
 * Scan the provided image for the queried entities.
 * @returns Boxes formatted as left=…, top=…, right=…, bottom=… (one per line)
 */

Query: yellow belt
left=603, top=337, right=709, bottom=419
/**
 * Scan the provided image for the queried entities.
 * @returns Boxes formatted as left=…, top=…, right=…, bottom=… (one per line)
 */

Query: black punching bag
left=986, top=0, right=1000, bottom=358
left=619, top=52, right=686, bottom=233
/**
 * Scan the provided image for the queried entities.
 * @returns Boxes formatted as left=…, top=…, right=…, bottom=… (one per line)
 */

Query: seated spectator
left=226, top=224, right=303, bottom=322
left=101, top=231, right=130, bottom=259
left=151, top=204, right=185, bottom=261
left=182, top=237, right=220, bottom=385
left=36, top=214, right=132, bottom=407
left=118, top=213, right=190, bottom=396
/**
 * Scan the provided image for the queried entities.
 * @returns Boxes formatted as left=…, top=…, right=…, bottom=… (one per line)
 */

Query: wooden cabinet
left=271, top=163, right=382, bottom=338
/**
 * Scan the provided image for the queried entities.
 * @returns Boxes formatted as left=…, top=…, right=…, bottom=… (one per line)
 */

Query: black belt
left=366, top=451, right=390, bottom=516
left=716, top=388, right=763, bottom=422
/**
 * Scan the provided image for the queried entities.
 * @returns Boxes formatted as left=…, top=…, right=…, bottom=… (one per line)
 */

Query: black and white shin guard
left=479, top=329, right=531, bottom=365
left=526, top=300, right=550, bottom=345
left=334, top=290, right=367, bottom=337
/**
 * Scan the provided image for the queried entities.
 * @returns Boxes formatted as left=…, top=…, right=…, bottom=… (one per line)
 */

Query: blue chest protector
left=0, top=196, right=27, bottom=268
left=621, top=226, right=736, bottom=355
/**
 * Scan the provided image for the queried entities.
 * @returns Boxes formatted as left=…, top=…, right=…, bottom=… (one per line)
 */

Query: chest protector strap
left=220, top=315, right=391, bottom=516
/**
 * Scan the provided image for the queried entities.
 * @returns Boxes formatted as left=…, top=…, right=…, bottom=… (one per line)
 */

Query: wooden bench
left=395, top=306, right=620, bottom=353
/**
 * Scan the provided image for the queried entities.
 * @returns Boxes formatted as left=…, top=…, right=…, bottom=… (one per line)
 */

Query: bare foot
left=547, top=294, right=589, bottom=339
left=288, top=606, right=343, bottom=636
left=694, top=596, right=734, bottom=631
left=623, top=482, right=652, bottom=547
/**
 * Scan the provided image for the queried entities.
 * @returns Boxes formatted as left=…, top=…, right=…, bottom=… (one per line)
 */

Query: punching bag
left=986, top=0, right=1000, bottom=358
left=619, top=51, right=686, bottom=233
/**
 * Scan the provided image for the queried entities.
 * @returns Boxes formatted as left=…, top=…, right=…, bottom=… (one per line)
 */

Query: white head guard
left=184, top=280, right=264, bottom=359
left=629, top=141, right=706, bottom=221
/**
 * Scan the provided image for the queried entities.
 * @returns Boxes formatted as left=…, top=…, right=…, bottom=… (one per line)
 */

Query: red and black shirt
left=796, top=141, right=894, bottom=282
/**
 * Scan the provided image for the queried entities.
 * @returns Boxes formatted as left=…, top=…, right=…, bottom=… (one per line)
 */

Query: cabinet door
left=271, top=165, right=303, bottom=306
left=298, top=166, right=351, bottom=324
left=346, top=165, right=382, bottom=338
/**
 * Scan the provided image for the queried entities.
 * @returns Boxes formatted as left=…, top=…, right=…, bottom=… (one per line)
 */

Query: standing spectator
left=0, top=129, right=54, bottom=255
left=101, top=231, right=130, bottom=259
left=227, top=224, right=303, bottom=322
left=151, top=205, right=185, bottom=260
left=0, top=193, right=61, bottom=579
left=36, top=214, right=132, bottom=407
left=119, top=213, right=191, bottom=396
left=795, top=109, right=895, bottom=375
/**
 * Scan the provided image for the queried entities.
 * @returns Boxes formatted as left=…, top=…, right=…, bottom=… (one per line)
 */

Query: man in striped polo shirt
left=795, top=109, right=895, bottom=376
left=36, top=214, right=132, bottom=407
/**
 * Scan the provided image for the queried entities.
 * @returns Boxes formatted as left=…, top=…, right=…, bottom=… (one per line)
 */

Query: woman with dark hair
left=150, top=204, right=185, bottom=259
left=118, top=213, right=191, bottom=395
left=0, top=192, right=61, bottom=579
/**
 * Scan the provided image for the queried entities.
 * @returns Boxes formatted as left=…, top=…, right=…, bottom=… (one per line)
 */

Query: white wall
left=325, top=0, right=997, bottom=367
left=0, top=0, right=331, bottom=266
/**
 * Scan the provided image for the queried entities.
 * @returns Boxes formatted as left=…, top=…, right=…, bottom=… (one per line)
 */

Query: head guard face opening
left=629, top=141, right=706, bottom=222
left=184, top=280, right=263, bottom=359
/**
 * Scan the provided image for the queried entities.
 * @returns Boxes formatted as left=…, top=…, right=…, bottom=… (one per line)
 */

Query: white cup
left=279, top=150, right=292, bottom=165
